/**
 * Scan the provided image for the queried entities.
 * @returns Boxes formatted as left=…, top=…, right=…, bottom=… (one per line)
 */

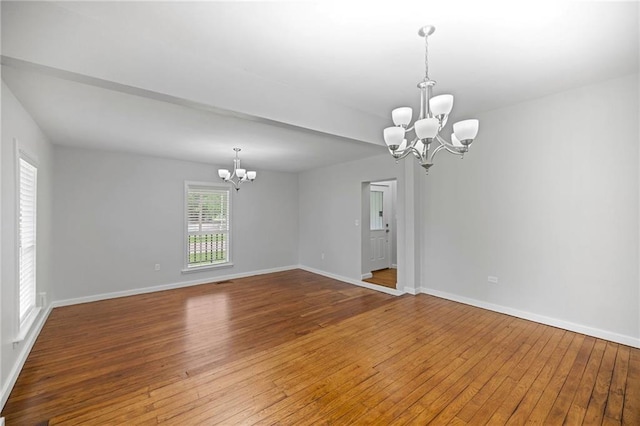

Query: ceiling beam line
left=1, top=55, right=377, bottom=148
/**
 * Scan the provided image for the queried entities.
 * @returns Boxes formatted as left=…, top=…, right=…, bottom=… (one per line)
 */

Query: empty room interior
left=1, top=1, right=639, bottom=424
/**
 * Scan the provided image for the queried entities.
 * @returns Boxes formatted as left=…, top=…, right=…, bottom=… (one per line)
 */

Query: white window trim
left=13, top=307, right=41, bottom=343
left=181, top=181, right=233, bottom=273
left=14, top=141, right=41, bottom=343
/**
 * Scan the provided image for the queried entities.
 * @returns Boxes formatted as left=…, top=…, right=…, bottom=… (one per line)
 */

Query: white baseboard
left=391, top=264, right=398, bottom=269
left=1, top=305, right=53, bottom=410
left=420, top=287, right=640, bottom=349
left=361, top=272, right=373, bottom=280
left=52, top=265, right=299, bottom=308
left=299, top=265, right=404, bottom=296
left=403, top=286, right=419, bottom=295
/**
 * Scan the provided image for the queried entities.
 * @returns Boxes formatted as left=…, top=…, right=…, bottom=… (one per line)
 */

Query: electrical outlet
left=488, top=276, right=499, bottom=284
left=38, top=292, right=47, bottom=307
left=355, top=219, right=359, bottom=226
left=154, top=264, right=161, bottom=271
left=321, top=253, right=325, bottom=260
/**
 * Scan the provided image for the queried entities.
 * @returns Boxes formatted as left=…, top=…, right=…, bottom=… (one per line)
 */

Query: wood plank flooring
left=364, top=268, right=397, bottom=289
left=2, top=269, right=639, bottom=425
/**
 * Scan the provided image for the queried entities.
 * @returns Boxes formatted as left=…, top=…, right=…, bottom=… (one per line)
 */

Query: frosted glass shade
left=451, top=133, right=463, bottom=147
left=453, top=119, right=479, bottom=142
left=398, top=139, right=408, bottom=151
left=218, top=169, right=229, bottom=179
left=247, top=171, right=257, bottom=180
left=383, top=126, right=405, bottom=147
left=429, top=94, right=454, bottom=116
left=414, top=118, right=439, bottom=139
left=236, top=168, right=246, bottom=179
left=392, top=107, right=413, bottom=126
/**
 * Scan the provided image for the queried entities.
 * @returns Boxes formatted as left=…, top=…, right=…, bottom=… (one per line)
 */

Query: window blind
left=186, top=185, right=230, bottom=267
left=19, top=157, right=37, bottom=326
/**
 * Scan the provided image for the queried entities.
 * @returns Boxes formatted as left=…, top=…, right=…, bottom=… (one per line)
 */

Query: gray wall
left=1, top=82, right=54, bottom=393
left=422, top=73, right=640, bottom=341
left=52, top=146, right=299, bottom=301
left=297, top=154, right=421, bottom=292
left=298, top=154, right=399, bottom=279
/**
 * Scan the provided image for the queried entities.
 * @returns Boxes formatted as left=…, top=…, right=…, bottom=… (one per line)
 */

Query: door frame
left=361, top=179, right=398, bottom=285
left=368, top=183, right=392, bottom=272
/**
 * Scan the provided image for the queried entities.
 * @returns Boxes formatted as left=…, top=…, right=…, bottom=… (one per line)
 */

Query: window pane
left=186, top=184, right=231, bottom=267
left=370, top=190, right=384, bottom=230
left=19, top=157, right=37, bottom=324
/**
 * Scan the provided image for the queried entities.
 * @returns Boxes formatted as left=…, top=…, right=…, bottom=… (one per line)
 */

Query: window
left=185, top=183, right=231, bottom=270
left=18, top=154, right=38, bottom=331
left=370, top=190, right=384, bottom=230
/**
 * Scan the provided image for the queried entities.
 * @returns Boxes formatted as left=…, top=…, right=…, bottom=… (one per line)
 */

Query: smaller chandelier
left=217, top=148, right=257, bottom=191
left=383, top=25, right=480, bottom=174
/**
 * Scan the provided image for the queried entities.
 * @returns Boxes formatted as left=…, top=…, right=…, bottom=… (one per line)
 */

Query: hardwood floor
left=364, top=268, right=397, bottom=289
left=2, top=269, right=639, bottom=425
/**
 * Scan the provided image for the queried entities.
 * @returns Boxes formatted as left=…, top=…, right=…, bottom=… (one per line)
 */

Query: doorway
left=361, top=180, right=398, bottom=289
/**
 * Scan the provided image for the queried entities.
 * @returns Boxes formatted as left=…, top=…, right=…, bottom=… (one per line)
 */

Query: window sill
left=181, top=262, right=234, bottom=274
left=13, top=307, right=42, bottom=344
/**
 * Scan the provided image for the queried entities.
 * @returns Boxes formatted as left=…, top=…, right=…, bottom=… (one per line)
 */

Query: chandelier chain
left=424, top=33, right=429, bottom=81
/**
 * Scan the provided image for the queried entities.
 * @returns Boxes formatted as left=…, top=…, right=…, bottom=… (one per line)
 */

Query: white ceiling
left=1, top=1, right=638, bottom=172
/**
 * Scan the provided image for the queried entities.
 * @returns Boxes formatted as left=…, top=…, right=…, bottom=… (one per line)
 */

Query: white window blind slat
left=18, top=157, right=37, bottom=326
left=186, top=184, right=231, bottom=268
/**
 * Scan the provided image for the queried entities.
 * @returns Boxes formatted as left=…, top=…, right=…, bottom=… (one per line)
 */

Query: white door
left=369, top=184, right=391, bottom=272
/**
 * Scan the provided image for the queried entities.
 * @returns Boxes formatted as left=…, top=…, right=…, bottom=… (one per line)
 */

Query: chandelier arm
left=435, top=134, right=466, bottom=156
left=405, top=135, right=423, bottom=153
left=390, top=145, right=421, bottom=161
left=408, top=135, right=420, bottom=147
left=428, top=144, right=448, bottom=164
left=388, top=134, right=420, bottom=158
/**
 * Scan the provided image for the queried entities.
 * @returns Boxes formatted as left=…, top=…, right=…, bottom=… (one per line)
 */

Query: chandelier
left=217, top=148, right=257, bottom=191
left=383, top=25, right=479, bottom=174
